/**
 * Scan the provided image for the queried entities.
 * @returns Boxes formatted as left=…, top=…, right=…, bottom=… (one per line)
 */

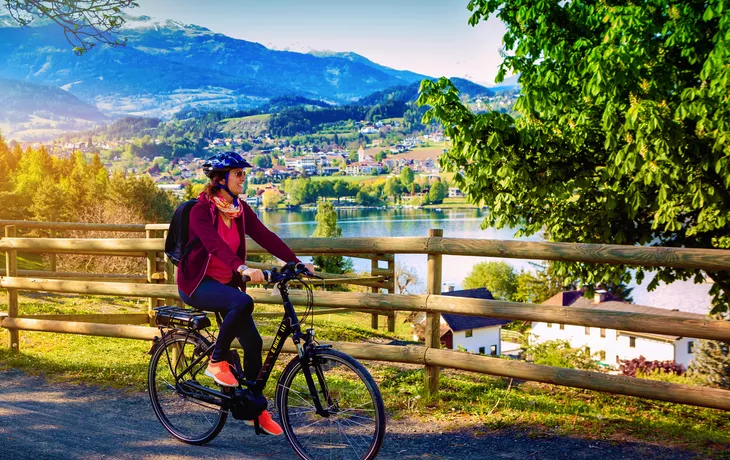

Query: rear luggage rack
left=153, top=305, right=211, bottom=331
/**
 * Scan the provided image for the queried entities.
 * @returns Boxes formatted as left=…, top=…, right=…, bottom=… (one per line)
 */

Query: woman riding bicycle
left=176, top=151, right=313, bottom=436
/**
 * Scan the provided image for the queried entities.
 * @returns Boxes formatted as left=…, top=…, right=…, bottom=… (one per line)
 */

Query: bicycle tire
left=276, top=349, right=386, bottom=459
left=148, top=332, right=228, bottom=445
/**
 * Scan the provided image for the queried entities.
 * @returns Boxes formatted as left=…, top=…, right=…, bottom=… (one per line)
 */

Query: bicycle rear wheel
left=276, top=349, right=386, bottom=459
left=148, top=333, right=227, bottom=445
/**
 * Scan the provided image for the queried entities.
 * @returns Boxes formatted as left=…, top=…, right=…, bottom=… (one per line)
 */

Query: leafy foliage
left=419, top=0, right=730, bottom=313
left=620, top=356, right=686, bottom=377
left=463, top=261, right=517, bottom=300
left=524, top=339, right=599, bottom=370
left=688, top=338, right=730, bottom=389
left=513, top=262, right=570, bottom=304
left=0, top=136, right=176, bottom=223
left=311, top=201, right=352, bottom=275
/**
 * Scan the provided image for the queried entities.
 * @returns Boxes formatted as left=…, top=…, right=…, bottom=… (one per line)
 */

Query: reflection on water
left=255, top=207, right=713, bottom=313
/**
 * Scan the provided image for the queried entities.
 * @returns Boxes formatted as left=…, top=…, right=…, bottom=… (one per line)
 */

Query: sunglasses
left=231, top=170, right=246, bottom=179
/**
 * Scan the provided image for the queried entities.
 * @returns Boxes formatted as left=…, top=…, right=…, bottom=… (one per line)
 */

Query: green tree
left=400, top=166, right=414, bottom=187
left=107, top=172, right=175, bottom=222
left=383, top=177, right=403, bottom=204
left=420, top=0, right=730, bottom=313
left=428, top=180, right=447, bottom=204
left=333, top=180, right=350, bottom=203
left=463, top=261, right=517, bottom=300
left=262, top=190, right=282, bottom=210
left=311, top=201, right=352, bottom=275
left=252, top=155, right=272, bottom=168
left=284, top=178, right=313, bottom=206
left=0, top=134, right=21, bottom=193
left=514, top=262, right=573, bottom=304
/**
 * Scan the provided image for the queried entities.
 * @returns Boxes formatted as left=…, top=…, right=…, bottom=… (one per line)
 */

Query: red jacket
left=177, top=192, right=300, bottom=296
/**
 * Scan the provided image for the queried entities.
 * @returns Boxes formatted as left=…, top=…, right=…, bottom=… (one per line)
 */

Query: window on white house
left=547, top=323, right=552, bottom=328
left=630, top=337, right=636, bottom=348
left=479, top=346, right=485, bottom=355
left=465, top=329, right=473, bottom=338
left=616, top=355, right=620, bottom=364
left=585, top=327, right=590, bottom=335
left=586, top=346, right=591, bottom=356
left=600, top=328, right=606, bottom=338
left=559, top=324, right=565, bottom=330
left=490, top=345, right=497, bottom=356
left=688, top=341, right=694, bottom=354
left=599, top=350, right=606, bottom=361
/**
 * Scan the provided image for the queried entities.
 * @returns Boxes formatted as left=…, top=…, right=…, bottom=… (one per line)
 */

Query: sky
left=132, top=0, right=508, bottom=85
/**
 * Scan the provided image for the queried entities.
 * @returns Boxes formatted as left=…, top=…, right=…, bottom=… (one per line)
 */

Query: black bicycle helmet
left=202, top=151, right=252, bottom=178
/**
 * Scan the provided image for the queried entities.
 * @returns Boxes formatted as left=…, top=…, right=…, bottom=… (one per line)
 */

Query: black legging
left=179, top=277, right=263, bottom=381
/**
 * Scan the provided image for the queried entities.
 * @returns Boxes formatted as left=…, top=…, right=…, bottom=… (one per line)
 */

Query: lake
left=256, top=207, right=714, bottom=315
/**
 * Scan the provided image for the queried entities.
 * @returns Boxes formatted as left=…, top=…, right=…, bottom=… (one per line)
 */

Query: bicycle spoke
left=149, top=336, right=225, bottom=444
left=280, top=352, right=384, bottom=459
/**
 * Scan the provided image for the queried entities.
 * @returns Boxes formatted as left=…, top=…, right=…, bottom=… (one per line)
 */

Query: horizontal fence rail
left=1, top=277, right=727, bottom=342
left=3, top=237, right=730, bottom=271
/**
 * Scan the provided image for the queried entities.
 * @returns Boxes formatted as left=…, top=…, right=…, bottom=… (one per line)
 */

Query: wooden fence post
left=387, top=258, right=396, bottom=332
left=5, top=225, right=19, bottom=351
left=163, top=229, right=176, bottom=307
left=425, top=228, right=443, bottom=397
left=371, top=258, right=379, bottom=330
left=146, top=229, right=157, bottom=319
left=49, top=228, right=57, bottom=272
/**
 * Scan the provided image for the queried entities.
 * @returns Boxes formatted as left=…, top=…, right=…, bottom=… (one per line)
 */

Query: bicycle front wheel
left=276, top=349, right=386, bottom=459
left=148, top=333, right=227, bottom=445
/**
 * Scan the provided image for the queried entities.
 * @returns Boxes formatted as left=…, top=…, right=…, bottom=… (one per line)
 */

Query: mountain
left=357, top=77, right=493, bottom=106
left=308, top=50, right=427, bottom=84
left=0, top=14, right=434, bottom=118
left=0, top=78, right=107, bottom=141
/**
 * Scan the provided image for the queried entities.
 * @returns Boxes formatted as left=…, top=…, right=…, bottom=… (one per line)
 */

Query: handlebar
left=242, top=262, right=321, bottom=285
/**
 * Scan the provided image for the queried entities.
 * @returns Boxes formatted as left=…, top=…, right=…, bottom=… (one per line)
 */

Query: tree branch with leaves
left=4, top=0, right=138, bottom=54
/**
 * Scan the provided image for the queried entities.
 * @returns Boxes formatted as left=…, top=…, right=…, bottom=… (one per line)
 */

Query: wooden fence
left=0, top=219, right=396, bottom=330
left=2, top=220, right=730, bottom=412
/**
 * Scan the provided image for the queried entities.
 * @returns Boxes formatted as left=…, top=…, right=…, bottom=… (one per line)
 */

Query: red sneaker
left=245, top=410, right=283, bottom=436
left=204, top=360, right=238, bottom=387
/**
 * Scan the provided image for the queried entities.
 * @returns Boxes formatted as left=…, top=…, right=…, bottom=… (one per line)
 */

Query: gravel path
left=0, top=369, right=712, bottom=459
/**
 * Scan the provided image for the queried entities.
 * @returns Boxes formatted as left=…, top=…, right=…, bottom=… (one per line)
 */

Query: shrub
left=619, top=356, right=685, bottom=377
left=523, top=339, right=599, bottom=371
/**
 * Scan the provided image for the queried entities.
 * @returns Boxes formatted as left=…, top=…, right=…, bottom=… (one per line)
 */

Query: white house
left=440, top=313, right=511, bottom=355
left=530, top=290, right=703, bottom=369
left=448, top=187, right=464, bottom=198
left=414, top=288, right=511, bottom=355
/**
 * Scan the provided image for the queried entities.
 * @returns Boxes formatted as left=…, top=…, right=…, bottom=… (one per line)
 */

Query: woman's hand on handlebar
left=239, top=267, right=265, bottom=284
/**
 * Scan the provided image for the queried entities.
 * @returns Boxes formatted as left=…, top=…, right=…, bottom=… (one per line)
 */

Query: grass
left=0, top=252, right=47, bottom=270
left=220, top=114, right=271, bottom=123
left=1, top=291, right=729, bottom=455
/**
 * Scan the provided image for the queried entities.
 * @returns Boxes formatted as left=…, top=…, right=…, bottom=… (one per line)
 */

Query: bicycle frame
left=160, top=276, right=331, bottom=417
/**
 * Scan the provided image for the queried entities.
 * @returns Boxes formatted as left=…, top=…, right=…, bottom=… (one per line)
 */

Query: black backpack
left=165, top=199, right=200, bottom=266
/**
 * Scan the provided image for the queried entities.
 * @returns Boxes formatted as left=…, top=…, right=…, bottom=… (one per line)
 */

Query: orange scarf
left=212, top=195, right=243, bottom=219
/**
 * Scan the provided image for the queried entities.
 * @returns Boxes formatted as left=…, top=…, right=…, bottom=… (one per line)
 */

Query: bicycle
left=147, top=262, right=386, bottom=459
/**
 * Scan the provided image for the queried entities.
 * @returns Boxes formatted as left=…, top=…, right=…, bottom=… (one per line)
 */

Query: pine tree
left=689, top=335, right=730, bottom=389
